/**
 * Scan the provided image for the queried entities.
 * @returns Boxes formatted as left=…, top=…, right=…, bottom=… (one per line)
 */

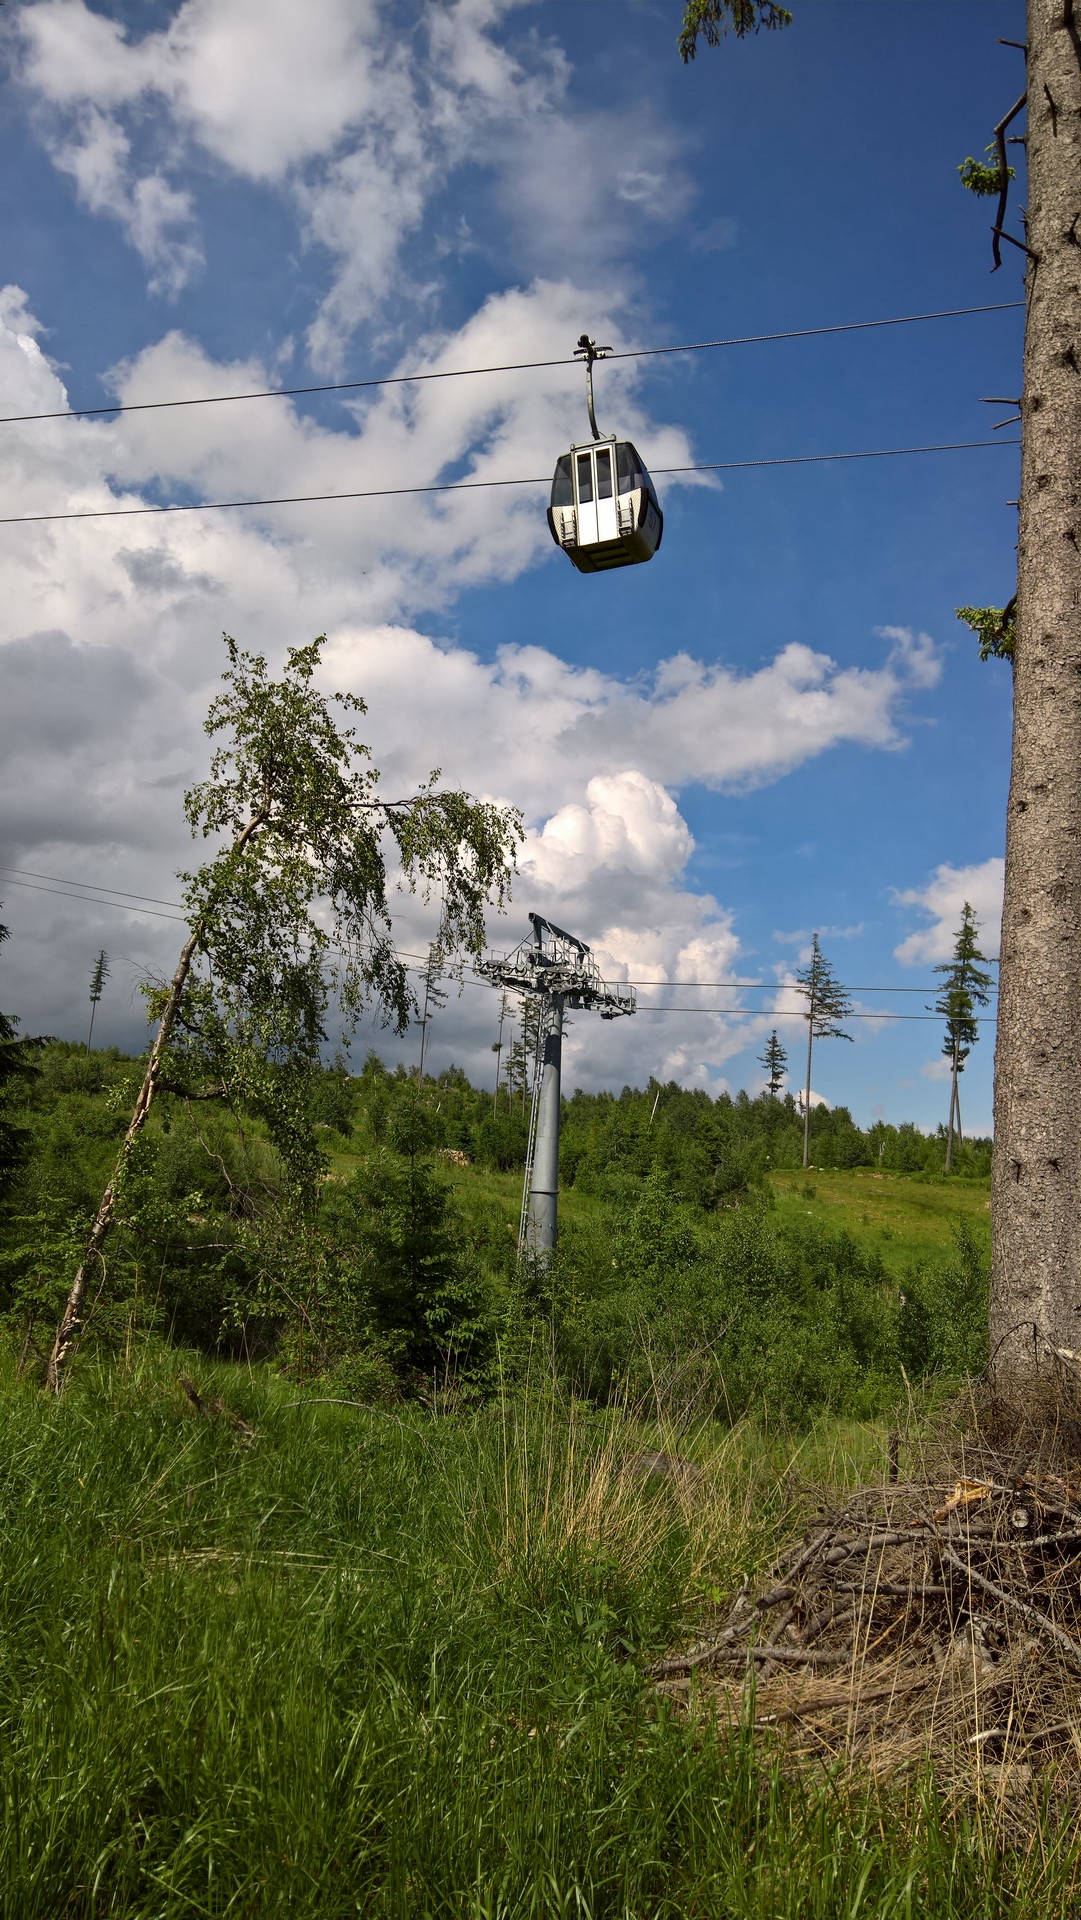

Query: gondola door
left=574, top=445, right=618, bottom=550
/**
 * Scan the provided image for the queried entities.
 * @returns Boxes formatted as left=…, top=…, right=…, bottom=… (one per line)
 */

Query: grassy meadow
left=768, top=1166, right=992, bottom=1267
left=5, top=1047, right=1051, bottom=1914
left=4, top=1346, right=1078, bottom=1919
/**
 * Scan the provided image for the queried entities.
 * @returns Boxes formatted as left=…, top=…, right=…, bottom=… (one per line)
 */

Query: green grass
left=0, top=1346, right=1076, bottom=1917
left=769, top=1166, right=991, bottom=1269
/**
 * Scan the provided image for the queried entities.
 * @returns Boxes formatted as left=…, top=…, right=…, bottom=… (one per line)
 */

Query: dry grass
left=651, top=1392, right=1081, bottom=1833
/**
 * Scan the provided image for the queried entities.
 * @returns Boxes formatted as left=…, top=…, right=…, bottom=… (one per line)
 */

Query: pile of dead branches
left=651, top=1450, right=1081, bottom=1801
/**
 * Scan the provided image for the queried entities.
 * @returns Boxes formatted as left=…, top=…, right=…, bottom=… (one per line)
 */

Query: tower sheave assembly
left=478, top=914, right=636, bottom=1258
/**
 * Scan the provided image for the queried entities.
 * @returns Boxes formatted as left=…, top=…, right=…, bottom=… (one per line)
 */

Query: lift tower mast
left=478, top=914, right=635, bottom=1258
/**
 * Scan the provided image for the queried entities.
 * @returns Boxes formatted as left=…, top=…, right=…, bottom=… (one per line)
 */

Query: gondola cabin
left=548, top=437, right=663, bottom=575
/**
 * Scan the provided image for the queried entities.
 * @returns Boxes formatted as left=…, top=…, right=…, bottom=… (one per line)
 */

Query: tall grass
left=0, top=1346, right=1075, bottom=1916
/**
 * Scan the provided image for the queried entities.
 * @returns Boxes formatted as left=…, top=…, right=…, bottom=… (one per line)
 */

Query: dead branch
left=991, top=93, right=1028, bottom=269
left=938, top=1545, right=1081, bottom=1668
left=178, top=1375, right=256, bottom=1444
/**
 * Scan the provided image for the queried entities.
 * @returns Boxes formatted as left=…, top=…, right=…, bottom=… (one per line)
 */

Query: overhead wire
left=0, top=873, right=998, bottom=1019
left=0, top=870, right=1000, bottom=993
left=0, top=301, right=1023, bottom=427
left=0, top=437, right=1021, bottom=528
left=0, top=876, right=188, bottom=922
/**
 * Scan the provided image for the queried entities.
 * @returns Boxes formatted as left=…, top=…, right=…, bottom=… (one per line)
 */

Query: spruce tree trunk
left=945, top=1053, right=958, bottom=1171
left=990, top=1, right=1081, bottom=1386
left=802, top=1021, right=813, bottom=1170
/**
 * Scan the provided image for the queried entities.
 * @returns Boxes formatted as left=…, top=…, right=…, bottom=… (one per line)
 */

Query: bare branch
left=991, top=93, right=1028, bottom=268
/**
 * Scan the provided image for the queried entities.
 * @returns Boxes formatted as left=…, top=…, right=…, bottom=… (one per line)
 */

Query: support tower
left=478, top=914, right=635, bottom=1258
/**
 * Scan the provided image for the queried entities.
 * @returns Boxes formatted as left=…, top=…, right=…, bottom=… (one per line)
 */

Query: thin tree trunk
left=46, top=810, right=267, bottom=1395
left=418, top=982, right=431, bottom=1081
left=954, top=1072, right=964, bottom=1155
left=86, top=1000, right=97, bottom=1056
left=990, top=2, right=1081, bottom=1387
left=945, top=1048, right=958, bottom=1171
left=802, top=1019, right=813, bottom=1170
left=493, top=994, right=505, bottom=1112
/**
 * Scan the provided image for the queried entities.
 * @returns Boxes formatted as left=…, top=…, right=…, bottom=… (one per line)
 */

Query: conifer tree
left=794, top=935, right=852, bottom=1170
left=758, top=1028, right=787, bottom=1098
left=86, top=949, right=109, bottom=1054
left=932, top=903, right=994, bottom=1171
left=416, top=940, right=448, bottom=1081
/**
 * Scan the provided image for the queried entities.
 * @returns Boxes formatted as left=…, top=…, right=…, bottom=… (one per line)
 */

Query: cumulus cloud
left=893, top=858, right=1004, bottom=966
left=0, top=283, right=941, bottom=1087
left=920, top=1056, right=952, bottom=1082
left=10, top=0, right=691, bottom=364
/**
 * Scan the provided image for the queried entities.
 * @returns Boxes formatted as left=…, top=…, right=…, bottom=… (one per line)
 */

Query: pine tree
left=794, top=935, right=852, bottom=1170
left=931, top=903, right=993, bottom=1171
left=758, top=1028, right=787, bottom=1098
left=86, top=949, right=109, bottom=1054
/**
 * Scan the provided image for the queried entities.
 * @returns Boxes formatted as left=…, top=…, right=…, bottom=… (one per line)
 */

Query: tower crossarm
left=476, top=952, right=635, bottom=1018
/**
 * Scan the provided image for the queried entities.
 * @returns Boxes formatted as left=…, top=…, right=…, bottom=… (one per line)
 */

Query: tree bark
left=990, top=1, right=1081, bottom=1386
left=802, top=1020, right=813, bottom=1169
left=45, top=810, right=267, bottom=1394
left=945, top=1054, right=957, bottom=1171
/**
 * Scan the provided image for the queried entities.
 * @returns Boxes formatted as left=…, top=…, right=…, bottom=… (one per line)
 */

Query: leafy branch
left=957, top=599, right=1017, bottom=664
left=679, top=0, right=792, bottom=61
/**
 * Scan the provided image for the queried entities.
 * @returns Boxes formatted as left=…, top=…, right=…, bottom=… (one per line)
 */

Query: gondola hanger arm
left=575, top=334, right=613, bottom=440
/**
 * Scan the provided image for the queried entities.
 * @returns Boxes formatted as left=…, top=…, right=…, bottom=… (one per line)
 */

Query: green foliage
left=957, top=146, right=1015, bottom=198
left=3, top=1038, right=993, bottom=1416
left=899, top=1220, right=990, bottom=1379
left=45, top=636, right=524, bottom=1391
left=933, top=903, right=994, bottom=1077
left=5, top=1353, right=1075, bottom=1915
left=323, top=1151, right=497, bottom=1384
left=86, top=947, right=109, bottom=1052
left=0, top=918, right=38, bottom=1201
left=956, top=600, right=1016, bottom=663
left=759, top=1027, right=787, bottom=1096
left=795, top=934, right=853, bottom=1045
left=171, top=632, right=521, bottom=1109
left=679, top=0, right=793, bottom=61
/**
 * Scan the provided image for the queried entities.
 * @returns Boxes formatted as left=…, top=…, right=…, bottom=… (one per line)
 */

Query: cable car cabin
left=548, top=438, right=663, bottom=574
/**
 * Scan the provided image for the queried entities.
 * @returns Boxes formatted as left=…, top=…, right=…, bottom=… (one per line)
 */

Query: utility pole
left=478, top=913, right=635, bottom=1258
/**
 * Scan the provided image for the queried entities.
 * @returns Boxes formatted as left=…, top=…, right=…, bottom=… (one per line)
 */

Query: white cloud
left=0, top=283, right=943, bottom=1089
left=11, top=0, right=679, bottom=364
left=893, top=858, right=1003, bottom=965
left=875, top=624, right=941, bottom=692
left=772, top=923, right=864, bottom=950
left=920, top=1056, right=952, bottom=1081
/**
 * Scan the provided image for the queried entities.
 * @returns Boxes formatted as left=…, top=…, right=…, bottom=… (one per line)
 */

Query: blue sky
left=0, top=0, right=1023, bottom=1133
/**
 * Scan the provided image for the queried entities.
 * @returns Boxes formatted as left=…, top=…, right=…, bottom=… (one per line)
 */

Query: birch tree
left=45, top=635, right=521, bottom=1393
